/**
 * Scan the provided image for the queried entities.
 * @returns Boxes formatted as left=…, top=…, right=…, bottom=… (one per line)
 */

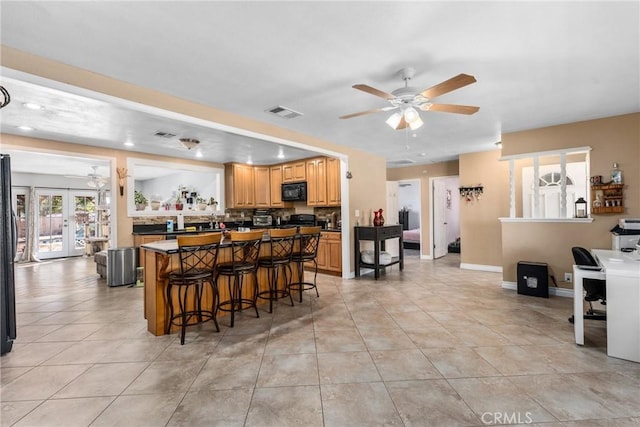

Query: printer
left=611, top=219, right=640, bottom=251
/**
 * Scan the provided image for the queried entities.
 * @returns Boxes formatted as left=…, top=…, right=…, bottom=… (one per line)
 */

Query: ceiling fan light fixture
left=386, top=111, right=402, bottom=129
left=409, top=116, right=424, bottom=130
left=404, top=107, right=420, bottom=123
left=179, top=138, right=200, bottom=150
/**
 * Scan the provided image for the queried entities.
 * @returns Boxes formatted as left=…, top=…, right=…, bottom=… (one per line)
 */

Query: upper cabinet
left=326, top=157, right=341, bottom=206
left=283, top=161, right=306, bottom=183
left=306, top=157, right=327, bottom=206
left=225, top=163, right=255, bottom=208
left=254, top=166, right=271, bottom=208
left=270, top=165, right=291, bottom=208
left=225, top=156, right=341, bottom=209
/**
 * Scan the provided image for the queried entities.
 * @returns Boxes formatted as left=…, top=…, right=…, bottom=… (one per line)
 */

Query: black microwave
left=282, top=182, right=307, bottom=201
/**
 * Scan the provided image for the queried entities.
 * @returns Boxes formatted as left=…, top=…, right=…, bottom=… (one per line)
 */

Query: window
left=501, top=147, right=590, bottom=220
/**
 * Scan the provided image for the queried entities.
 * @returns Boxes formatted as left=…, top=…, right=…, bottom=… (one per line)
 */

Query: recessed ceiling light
left=195, top=150, right=203, bottom=158
left=23, top=102, right=43, bottom=110
left=123, top=141, right=134, bottom=147
left=247, top=158, right=253, bottom=165
left=277, top=149, right=285, bottom=159
left=18, top=125, right=33, bottom=131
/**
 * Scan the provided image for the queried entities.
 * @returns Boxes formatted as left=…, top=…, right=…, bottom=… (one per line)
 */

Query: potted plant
left=134, top=190, right=148, bottom=211
left=208, top=197, right=218, bottom=211
left=196, top=196, right=208, bottom=211
left=174, top=194, right=184, bottom=211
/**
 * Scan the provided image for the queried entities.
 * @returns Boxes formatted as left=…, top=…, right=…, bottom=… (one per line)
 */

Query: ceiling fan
left=340, top=67, right=479, bottom=130
left=65, top=166, right=109, bottom=189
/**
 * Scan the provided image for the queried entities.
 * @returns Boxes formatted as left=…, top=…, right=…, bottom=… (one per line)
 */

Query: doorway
left=35, top=189, right=97, bottom=259
left=430, top=176, right=460, bottom=259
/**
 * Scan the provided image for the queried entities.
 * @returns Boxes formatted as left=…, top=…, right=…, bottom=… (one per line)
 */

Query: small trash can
left=107, top=247, right=137, bottom=287
left=517, top=261, right=549, bottom=298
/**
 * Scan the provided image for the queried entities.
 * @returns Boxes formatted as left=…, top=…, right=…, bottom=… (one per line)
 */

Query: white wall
left=135, top=170, right=221, bottom=205
left=13, top=172, right=103, bottom=190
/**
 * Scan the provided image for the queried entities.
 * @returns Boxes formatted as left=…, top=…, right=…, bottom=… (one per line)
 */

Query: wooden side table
left=354, top=225, right=404, bottom=279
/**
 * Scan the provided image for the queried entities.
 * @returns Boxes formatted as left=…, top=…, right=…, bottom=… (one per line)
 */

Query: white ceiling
left=1, top=1, right=638, bottom=175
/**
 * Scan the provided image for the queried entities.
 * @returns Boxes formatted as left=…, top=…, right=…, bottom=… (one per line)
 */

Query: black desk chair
left=569, top=246, right=606, bottom=324
left=216, top=230, right=263, bottom=327
left=166, top=233, right=222, bottom=345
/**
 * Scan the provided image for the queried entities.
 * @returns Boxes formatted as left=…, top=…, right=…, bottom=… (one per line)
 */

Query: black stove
left=288, top=214, right=316, bottom=226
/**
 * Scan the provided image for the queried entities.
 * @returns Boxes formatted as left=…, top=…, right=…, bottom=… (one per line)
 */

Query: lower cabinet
left=133, top=234, right=165, bottom=270
left=310, top=231, right=341, bottom=274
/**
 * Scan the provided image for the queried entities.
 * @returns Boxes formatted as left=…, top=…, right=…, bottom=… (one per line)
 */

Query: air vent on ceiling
left=265, top=105, right=303, bottom=119
left=154, top=131, right=177, bottom=138
left=387, top=159, right=416, bottom=166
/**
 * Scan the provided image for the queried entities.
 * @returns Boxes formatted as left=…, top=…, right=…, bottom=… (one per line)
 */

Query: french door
left=36, top=189, right=96, bottom=259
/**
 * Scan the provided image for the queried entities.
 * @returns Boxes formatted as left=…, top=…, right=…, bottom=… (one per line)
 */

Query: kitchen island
left=141, top=235, right=300, bottom=336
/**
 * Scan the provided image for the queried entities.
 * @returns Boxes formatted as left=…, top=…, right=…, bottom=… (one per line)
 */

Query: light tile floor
left=2, top=254, right=639, bottom=426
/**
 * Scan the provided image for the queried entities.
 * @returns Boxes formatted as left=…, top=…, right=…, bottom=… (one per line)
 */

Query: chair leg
left=165, top=283, right=174, bottom=335
left=252, top=271, right=260, bottom=318
left=179, top=285, right=188, bottom=345
left=210, top=279, right=220, bottom=332
left=285, top=263, right=294, bottom=307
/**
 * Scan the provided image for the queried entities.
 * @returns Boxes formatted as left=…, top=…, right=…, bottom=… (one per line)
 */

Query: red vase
left=373, top=209, right=384, bottom=226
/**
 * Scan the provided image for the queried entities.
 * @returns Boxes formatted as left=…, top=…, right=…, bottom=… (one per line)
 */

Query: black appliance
left=282, top=182, right=307, bottom=201
left=1, top=154, right=17, bottom=354
left=288, top=214, right=316, bottom=226
left=517, top=261, right=549, bottom=298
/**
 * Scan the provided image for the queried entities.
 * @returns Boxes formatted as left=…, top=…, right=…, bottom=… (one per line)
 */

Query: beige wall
left=386, top=161, right=459, bottom=258
left=459, top=150, right=509, bottom=268
left=1, top=45, right=387, bottom=276
left=501, top=113, right=640, bottom=286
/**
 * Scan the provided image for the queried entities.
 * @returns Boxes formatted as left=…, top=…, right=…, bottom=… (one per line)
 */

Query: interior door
left=433, top=179, right=448, bottom=259
left=36, top=189, right=96, bottom=259
left=385, top=181, right=400, bottom=257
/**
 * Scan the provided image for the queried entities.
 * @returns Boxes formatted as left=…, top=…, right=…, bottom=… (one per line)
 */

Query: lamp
left=575, top=197, right=587, bottom=218
left=179, top=138, right=200, bottom=150
left=386, top=107, right=424, bottom=130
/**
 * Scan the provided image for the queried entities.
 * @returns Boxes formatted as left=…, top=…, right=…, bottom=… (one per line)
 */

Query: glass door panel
left=70, top=192, right=96, bottom=256
left=37, top=190, right=66, bottom=259
left=12, top=189, right=27, bottom=260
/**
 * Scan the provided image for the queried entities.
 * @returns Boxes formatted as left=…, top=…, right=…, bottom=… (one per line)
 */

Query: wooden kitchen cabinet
left=326, top=157, right=341, bottom=206
left=254, top=166, right=271, bottom=208
left=133, top=234, right=165, bottom=270
left=282, top=161, right=306, bottom=183
left=306, top=157, right=327, bottom=206
left=225, top=163, right=255, bottom=208
left=310, top=231, right=341, bottom=274
left=269, top=165, right=292, bottom=208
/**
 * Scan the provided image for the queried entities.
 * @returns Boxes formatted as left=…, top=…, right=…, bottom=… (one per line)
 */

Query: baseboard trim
left=460, top=263, right=503, bottom=273
left=421, top=254, right=433, bottom=260
left=501, top=281, right=574, bottom=298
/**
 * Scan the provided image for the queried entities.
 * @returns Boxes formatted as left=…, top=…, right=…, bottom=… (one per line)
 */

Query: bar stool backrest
left=296, top=226, right=321, bottom=259
left=175, top=233, right=222, bottom=277
left=227, top=230, right=264, bottom=271
left=267, top=228, right=298, bottom=262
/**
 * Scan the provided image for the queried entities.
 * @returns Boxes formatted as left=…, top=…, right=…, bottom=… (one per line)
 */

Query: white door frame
left=35, top=189, right=97, bottom=259
left=429, top=175, right=459, bottom=260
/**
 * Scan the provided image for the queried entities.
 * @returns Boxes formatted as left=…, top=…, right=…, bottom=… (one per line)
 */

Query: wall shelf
left=591, top=183, right=624, bottom=214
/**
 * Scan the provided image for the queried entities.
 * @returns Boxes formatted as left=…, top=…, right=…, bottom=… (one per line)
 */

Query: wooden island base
left=142, top=239, right=300, bottom=336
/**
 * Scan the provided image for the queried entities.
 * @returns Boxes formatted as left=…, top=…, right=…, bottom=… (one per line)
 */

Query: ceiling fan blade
left=422, top=103, right=480, bottom=115
left=395, top=115, right=409, bottom=130
left=353, top=84, right=396, bottom=100
left=340, top=107, right=394, bottom=119
left=420, top=74, right=477, bottom=99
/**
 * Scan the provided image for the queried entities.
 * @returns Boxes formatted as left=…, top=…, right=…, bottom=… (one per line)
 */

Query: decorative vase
left=150, top=201, right=161, bottom=210
left=197, top=203, right=207, bottom=211
left=136, top=203, right=146, bottom=211
left=373, top=209, right=384, bottom=226
left=175, top=203, right=183, bottom=211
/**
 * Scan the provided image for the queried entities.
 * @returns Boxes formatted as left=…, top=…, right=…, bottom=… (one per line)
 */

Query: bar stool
left=289, top=226, right=321, bottom=303
left=166, top=233, right=222, bottom=345
left=215, top=230, right=263, bottom=327
left=257, top=228, right=297, bottom=313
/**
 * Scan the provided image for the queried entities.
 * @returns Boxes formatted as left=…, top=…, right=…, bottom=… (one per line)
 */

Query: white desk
left=573, top=249, right=640, bottom=363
